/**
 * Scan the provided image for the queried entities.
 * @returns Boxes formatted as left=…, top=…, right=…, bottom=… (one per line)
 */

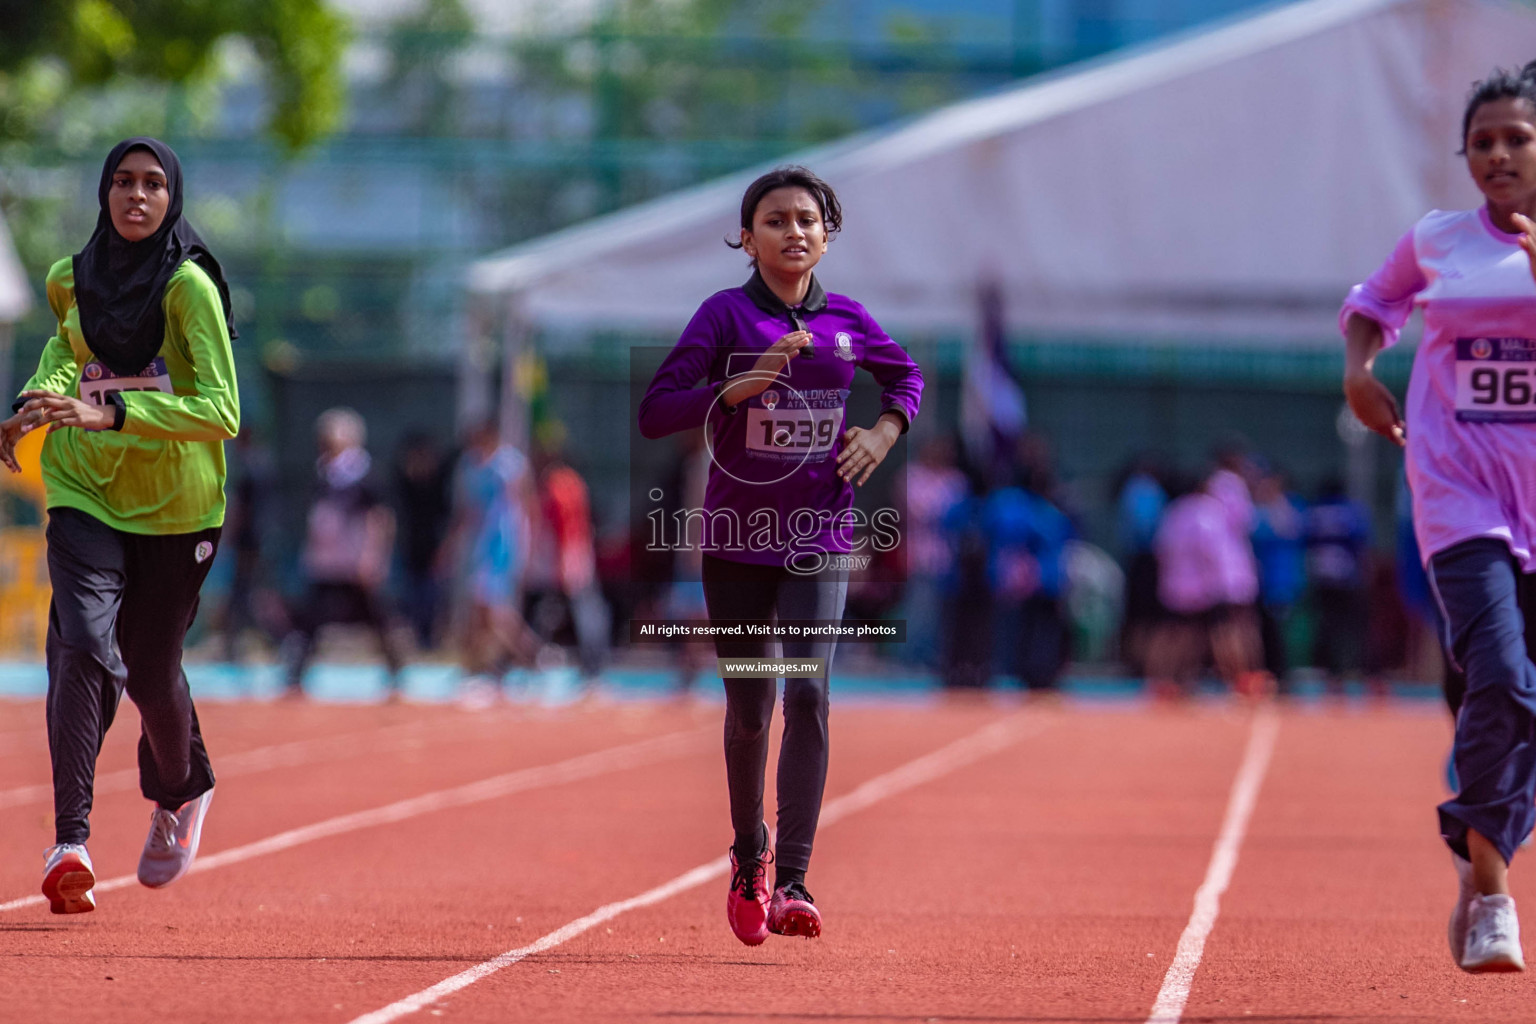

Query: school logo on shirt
left=194, top=541, right=214, bottom=564
left=834, top=332, right=855, bottom=361
left=1471, top=338, right=1494, bottom=360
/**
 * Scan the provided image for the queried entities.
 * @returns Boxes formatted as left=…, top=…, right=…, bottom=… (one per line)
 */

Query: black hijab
left=72, top=137, right=237, bottom=377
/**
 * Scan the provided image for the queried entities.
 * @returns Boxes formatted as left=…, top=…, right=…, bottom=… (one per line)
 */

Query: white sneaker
left=1460, top=894, right=1526, bottom=973
left=41, top=843, right=96, bottom=914
left=1448, top=852, right=1476, bottom=963
left=137, top=788, right=214, bottom=889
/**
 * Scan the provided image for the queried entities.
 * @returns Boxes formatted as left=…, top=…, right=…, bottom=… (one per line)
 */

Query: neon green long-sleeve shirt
left=21, top=257, right=241, bottom=535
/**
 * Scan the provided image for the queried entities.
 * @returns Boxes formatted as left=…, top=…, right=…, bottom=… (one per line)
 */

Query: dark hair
left=1460, top=61, right=1536, bottom=153
left=725, top=165, right=842, bottom=253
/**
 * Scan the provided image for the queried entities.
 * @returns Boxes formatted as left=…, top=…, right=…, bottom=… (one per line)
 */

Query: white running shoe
left=1460, top=893, right=1526, bottom=973
left=137, top=788, right=214, bottom=889
left=1448, top=852, right=1476, bottom=963
left=41, top=843, right=96, bottom=914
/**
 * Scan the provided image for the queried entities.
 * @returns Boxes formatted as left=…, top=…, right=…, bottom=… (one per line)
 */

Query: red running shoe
left=726, top=845, right=771, bottom=946
left=767, top=881, right=821, bottom=938
left=41, top=843, right=96, bottom=915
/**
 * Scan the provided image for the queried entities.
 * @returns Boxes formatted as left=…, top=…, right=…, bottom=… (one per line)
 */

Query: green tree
left=0, top=0, right=350, bottom=150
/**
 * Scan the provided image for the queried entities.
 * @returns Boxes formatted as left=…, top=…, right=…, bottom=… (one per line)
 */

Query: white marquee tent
left=0, top=210, right=29, bottom=325
left=467, top=0, right=1536, bottom=350
left=0, top=210, right=33, bottom=404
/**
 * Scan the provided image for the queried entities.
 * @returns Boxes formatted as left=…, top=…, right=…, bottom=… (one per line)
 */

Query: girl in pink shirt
left=1343, top=63, right=1536, bottom=973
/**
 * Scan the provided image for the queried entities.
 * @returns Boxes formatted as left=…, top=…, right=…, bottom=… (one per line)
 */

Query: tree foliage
left=0, top=0, right=349, bottom=150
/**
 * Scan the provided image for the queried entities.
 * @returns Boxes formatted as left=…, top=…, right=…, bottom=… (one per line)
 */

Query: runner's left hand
left=20, top=390, right=115, bottom=433
left=837, top=418, right=900, bottom=486
left=1514, top=212, right=1536, bottom=285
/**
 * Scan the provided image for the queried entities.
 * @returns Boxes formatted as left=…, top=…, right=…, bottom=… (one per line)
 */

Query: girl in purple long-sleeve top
left=639, top=166, right=922, bottom=946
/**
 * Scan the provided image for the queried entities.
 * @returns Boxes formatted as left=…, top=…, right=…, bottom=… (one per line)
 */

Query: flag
left=961, top=281, right=1027, bottom=478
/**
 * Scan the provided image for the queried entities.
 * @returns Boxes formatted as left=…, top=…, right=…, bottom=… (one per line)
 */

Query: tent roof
left=468, top=0, right=1536, bottom=344
left=0, top=209, right=30, bottom=324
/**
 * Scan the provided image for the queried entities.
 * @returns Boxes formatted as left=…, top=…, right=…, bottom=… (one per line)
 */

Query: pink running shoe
left=726, top=846, right=771, bottom=946
left=767, top=881, right=821, bottom=938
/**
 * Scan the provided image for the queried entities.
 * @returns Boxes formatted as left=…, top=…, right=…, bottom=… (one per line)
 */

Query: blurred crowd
left=220, top=410, right=1442, bottom=697
left=894, top=433, right=1443, bottom=696
left=218, top=409, right=609, bottom=697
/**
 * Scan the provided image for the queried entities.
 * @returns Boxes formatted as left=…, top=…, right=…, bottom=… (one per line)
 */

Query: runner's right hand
left=721, top=331, right=811, bottom=408
left=1343, top=368, right=1406, bottom=447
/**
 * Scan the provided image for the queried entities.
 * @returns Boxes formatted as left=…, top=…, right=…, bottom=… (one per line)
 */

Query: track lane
left=1180, top=704, right=1536, bottom=1022
left=365, top=702, right=1258, bottom=1024
left=0, top=701, right=1030, bottom=1023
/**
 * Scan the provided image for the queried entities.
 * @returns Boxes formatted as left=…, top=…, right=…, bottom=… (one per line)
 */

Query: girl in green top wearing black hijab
left=0, top=137, right=239, bottom=914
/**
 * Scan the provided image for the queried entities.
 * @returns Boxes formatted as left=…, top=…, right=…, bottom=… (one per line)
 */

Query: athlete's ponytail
left=1460, top=63, right=1536, bottom=153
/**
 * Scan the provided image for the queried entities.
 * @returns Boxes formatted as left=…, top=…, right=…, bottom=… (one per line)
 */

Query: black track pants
left=45, top=507, right=218, bottom=845
left=701, top=554, right=848, bottom=878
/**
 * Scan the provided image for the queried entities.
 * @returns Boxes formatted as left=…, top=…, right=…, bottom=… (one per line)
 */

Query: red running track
left=0, top=693, right=1529, bottom=1023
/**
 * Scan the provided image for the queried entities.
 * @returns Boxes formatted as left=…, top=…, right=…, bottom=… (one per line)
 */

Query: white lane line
left=347, top=714, right=1038, bottom=1024
left=0, top=727, right=708, bottom=913
left=0, top=715, right=528, bottom=810
left=1145, top=704, right=1280, bottom=1024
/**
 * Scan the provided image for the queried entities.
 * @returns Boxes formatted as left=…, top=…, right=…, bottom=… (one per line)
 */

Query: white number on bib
left=745, top=405, right=844, bottom=459
left=1456, top=338, right=1536, bottom=423
left=78, top=358, right=172, bottom=407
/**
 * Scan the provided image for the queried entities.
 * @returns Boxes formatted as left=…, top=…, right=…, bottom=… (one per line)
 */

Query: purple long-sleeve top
left=639, top=273, right=924, bottom=567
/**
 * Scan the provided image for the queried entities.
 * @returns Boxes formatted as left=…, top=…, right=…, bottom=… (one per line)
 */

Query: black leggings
left=45, top=507, right=218, bottom=844
left=701, top=554, right=848, bottom=880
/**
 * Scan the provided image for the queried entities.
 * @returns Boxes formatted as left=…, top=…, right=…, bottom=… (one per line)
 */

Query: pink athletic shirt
left=1341, top=207, right=1536, bottom=571
left=1155, top=492, right=1258, bottom=614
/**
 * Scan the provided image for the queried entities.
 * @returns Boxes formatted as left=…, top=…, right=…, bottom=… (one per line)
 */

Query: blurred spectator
left=218, top=427, right=279, bottom=663
left=1363, top=556, right=1409, bottom=696
left=1250, top=466, right=1305, bottom=687
left=394, top=430, right=453, bottom=651
left=899, top=434, right=966, bottom=669
left=1207, top=441, right=1256, bottom=540
left=444, top=419, right=540, bottom=689
left=984, top=452, right=1075, bottom=692
left=525, top=436, right=611, bottom=680
left=660, top=429, right=711, bottom=692
left=1113, top=453, right=1167, bottom=675
left=1148, top=473, right=1264, bottom=697
left=1304, top=476, right=1372, bottom=693
left=282, top=408, right=404, bottom=698
left=940, top=469, right=993, bottom=689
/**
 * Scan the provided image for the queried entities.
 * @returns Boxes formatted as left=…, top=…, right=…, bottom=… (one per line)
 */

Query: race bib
left=744, top=388, right=846, bottom=463
left=78, top=358, right=172, bottom=407
left=1456, top=338, right=1536, bottom=422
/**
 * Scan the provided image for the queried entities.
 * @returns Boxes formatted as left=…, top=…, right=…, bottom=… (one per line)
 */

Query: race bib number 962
left=1455, top=337, right=1536, bottom=423
left=78, top=358, right=172, bottom=407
